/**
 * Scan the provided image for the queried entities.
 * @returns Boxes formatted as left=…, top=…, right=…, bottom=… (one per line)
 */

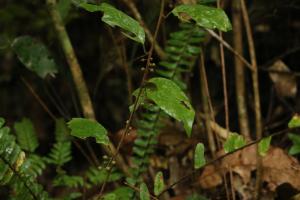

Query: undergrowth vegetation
left=0, top=0, right=300, bottom=199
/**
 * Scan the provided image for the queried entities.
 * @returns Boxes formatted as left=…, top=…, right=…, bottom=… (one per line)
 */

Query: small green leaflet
left=11, top=36, right=58, bottom=78
left=67, top=118, right=109, bottom=145
left=172, top=4, right=232, bottom=32
left=258, top=136, right=272, bottom=156
left=103, top=193, right=116, bottom=200
left=194, top=143, right=205, bottom=169
left=132, top=78, right=195, bottom=136
left=140, top=182, right=150, bottom=200
left=14, top=118, right=39, bottom=152
left=224, top=133, right=246, bottom=153
left=288, top=114, right=300, bottom=128
left=288, top=133, right=300, bottom=155
left=78, top=3, right=145, bottom=44
left=154, top=171, right=165, bottom=196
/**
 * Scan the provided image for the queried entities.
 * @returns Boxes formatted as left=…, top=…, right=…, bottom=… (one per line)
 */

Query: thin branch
left=96, top=0, right=166, bottom=198
left=199, top=51, right=216, bottom=156
left=205, top=28, right=253, bottom=71
left=46, top=0, right=130, bottom=176
left=158, top=126, right=295, bottom=197
left=240, top=0, right=263, bottom=198
left=121, top=0, right=166, bottom=59
left=232, top=0, right=251, bottom=140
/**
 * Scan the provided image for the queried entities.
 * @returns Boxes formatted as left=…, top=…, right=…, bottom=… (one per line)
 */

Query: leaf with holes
left=194, top=143, right=205, bottom=169
left=14, top=118, right=39, bottom=152
left=68, top=118, right=109, bottom=145
left=78, top=3, right=145, bottom=44
left=172, top=4, right=232, bottom=32
left=140, top=183, right=150, bottom=200
left=133, top=78, right=195, bottom=136
left=154, top=171, right=165, bottom=196
left=258, top=136, right=272, bottom=156
left=224, top=133, right=246, bottom=153
left=11, top=36, right=58, bottom=78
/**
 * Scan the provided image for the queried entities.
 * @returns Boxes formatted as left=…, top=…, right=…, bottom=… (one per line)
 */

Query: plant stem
left=240, top=0, right=263, bottom=198
left=199, top=51, right=216, bottom=157
left=121, top=0, right=166, bottom=59
left=46, top=0, right=130, bottom=176
left=232, top=0, right=251, bottom=140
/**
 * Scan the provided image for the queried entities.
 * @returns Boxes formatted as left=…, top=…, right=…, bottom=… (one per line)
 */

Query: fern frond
left=86, top=166, right=123, bottom=187
left=53, top=174, right=84, bottom=188
left=0, top=118, right=49, bottom=200
left=45, top=141, right=72, bottom=167
left=14, top=118, right=39, bottom=153
left=55, top=118, right=70, bottom=142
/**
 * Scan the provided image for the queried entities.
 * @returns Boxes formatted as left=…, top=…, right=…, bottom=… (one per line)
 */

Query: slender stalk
left=96, top=0, right=166, bottom=197
left=199, top=51, right=216, bottom=157
left=121, top=0, right=166, bottom=59
left=205, top=28, right=253, bottom=71
left=232, top=0, right=251, bottom=140
left=240, top=0, right=263, bottom=198
left=46, top=0, right=130, bottom=176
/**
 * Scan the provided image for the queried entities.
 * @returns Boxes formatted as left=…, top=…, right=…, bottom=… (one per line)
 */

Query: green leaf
left=172, top=4, right=232, bottom=32
left=258, top=136, right=272, bottom=156
left=288, top=133, right=300, bottom=155
left=79, top=3, right=145, bottom=44
left=55, top=118, right=70, bottom=142
left=224, top=133, right=246, bottom=153
left=288, top=114, right=300, bottom=128
left=103, top=193, right=116, bottom=200
left=154, top=171, right=164, bottom=196
left=11, top=36, right=58, bottom=78
left=140, top=183, right=150, bottom=200
left=133, top=78, right=195, bottom=136
left=45, top=141, right=72, bottom=166
left=14, top=118, right=39, bottom=152
left=67, top=118, right=109, bottom=145
left=194, top=143, right=205, bottom=169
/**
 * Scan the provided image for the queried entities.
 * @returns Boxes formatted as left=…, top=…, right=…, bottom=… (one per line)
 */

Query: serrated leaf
left=194, top=143, right=205, bottom=169
left=11, top=36, right=58, bottom=78
left=172, top=4, right=232, bottom=32
left=288, top=114, right=300, bottom=128
left=133, top=78, right=195, bottom=136
left=288, top=133, right=300, bottom=155
left=154, top=171, right=164, bottom=196
left=67, top=118, right=109, bottom=145
left=45, top=141, right=72, bottom=166
left=14, top=118, right=39, bottom=152
left=258, top=136, right=272, bottom=156
left=140, top=183, right=150, bottom=200
left=224, top=133, right=246, bottom=153
left=79, top=3, right=145, bottom=44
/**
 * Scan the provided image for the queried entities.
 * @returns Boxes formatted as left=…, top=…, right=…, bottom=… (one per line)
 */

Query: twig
left=240, top=0, right=263, bottom=198
left=199, top=51, right=216, bottom=156
left=232, top=0, right=251, bottom=140
left=46, top=0, right=130, bottom=176
left=124, top=182, right=159, bottom=200
left=121, top=0, right=166, bottom=59
left=96, top=0, right=166, bottom=198
left=21, top=77, right=56, bottom=121
left=158, top=127, right=295, bottom=197
left=205, top=28, right=253, bottom=71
